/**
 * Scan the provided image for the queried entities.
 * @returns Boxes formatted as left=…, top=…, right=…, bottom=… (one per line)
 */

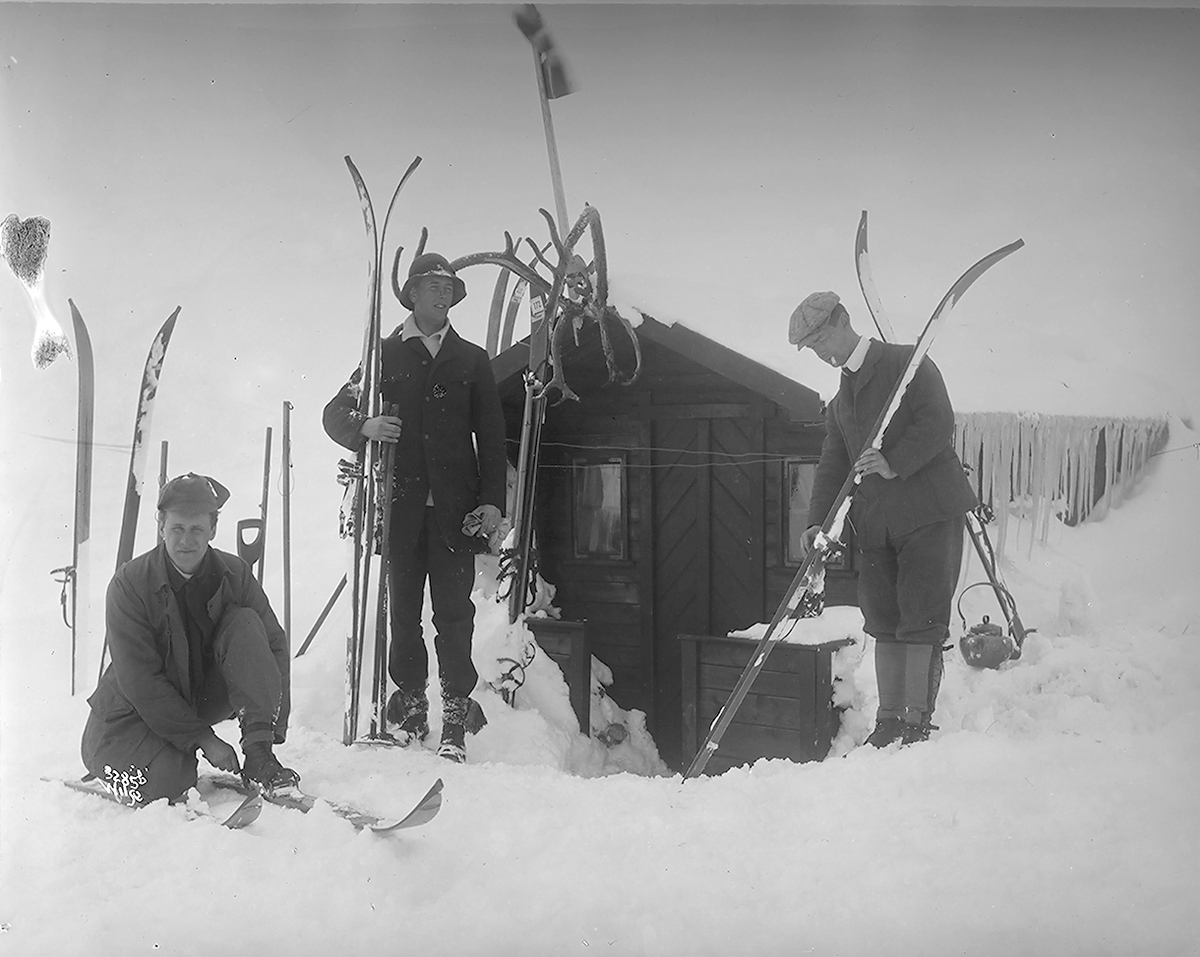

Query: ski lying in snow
left=683, top=236, right=1025, bottom=779
left=45, top=775, right=263, bottom=829
left=206, top=774, right=444, bottom=833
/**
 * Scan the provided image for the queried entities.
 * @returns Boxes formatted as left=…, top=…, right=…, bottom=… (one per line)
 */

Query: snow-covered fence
left=955, top=412, right=1169, bottom=556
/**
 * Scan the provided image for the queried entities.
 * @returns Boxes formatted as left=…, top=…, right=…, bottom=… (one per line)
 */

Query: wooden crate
left=527, top=618, right=591, bottom=736
left=679, top=634, right=853, bottom=776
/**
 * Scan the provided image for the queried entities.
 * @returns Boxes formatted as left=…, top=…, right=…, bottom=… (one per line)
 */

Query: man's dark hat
left=397, top=253, right=467, bottom=311
left=157, top=473, right=230, bottom=513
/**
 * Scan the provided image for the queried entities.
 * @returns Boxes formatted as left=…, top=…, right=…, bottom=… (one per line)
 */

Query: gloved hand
left=462, top=504, right=502, bottom=538
left=463, top=504, right=505, bottom=553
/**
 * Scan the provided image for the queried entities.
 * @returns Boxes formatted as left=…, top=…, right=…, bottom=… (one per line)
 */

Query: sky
left=1, top=0, right=1198, bottom=687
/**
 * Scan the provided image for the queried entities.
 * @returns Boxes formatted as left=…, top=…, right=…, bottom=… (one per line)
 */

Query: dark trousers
left=387, top=506, right=478, bottom=700
left=81, top=607, right=281, bottom=806
left=857, top=515, right=965, bottom=645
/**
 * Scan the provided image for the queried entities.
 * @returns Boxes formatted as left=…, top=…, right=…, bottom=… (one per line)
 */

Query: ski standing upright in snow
left=96, top=307, right=181, bottom=682
left=684, top=234, right=1025, bottom=779
left=340, top=154, right=421, bottom=746
left=49, top=300, right=95, bottom=695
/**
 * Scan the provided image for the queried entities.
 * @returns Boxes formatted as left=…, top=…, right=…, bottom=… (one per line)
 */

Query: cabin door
left=651, top=413, right=764, bottom=768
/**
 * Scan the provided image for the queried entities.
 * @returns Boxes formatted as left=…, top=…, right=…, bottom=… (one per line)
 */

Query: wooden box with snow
left=679, top=634, right=854, bottom=775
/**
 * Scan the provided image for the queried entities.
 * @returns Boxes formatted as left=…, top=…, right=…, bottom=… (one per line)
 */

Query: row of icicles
left=955, top=411, right=1170, bottom=558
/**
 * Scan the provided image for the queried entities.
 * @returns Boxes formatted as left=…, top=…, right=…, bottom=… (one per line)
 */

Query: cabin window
left=572, top=455, right=627, bottom=560
left=784, top=458, right=851, bottom=569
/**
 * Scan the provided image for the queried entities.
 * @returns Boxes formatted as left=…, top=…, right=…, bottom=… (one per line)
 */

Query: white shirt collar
left=842, top=335, right=871, bottom=373
left=401, top=315, right=449, bottom=342
left=401, top=316, right=450, bottom=356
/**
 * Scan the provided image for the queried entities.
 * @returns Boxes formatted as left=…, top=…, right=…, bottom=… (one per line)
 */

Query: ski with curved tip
left=855, top=210, right=896, bottom=343
left=96, top=307, right=181, bottom=683
left=207, top=774, right=444, bottom=833
left=340, top=155, right=422, bottom=746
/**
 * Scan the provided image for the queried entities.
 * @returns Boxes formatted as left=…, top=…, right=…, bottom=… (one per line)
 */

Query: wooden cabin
left=492, top=314, right=858, bottom=771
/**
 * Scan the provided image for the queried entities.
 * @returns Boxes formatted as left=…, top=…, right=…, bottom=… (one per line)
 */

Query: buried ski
left=45, top=775, right=263, bottom=829
left=206, top=773, right=444, bottom=833
left=683, top=236, right=1025, bottom=779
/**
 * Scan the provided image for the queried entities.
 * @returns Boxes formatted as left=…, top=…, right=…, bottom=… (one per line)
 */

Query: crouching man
left=81, top=473, right=299, bottom=807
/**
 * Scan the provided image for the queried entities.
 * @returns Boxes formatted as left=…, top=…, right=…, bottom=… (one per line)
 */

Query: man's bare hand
left=361, top=415, right=402, bottom=443
left=798, top=524, right=822, bottom=559
left=198, top=731, right=240, bottom=773
left=854, top=448, right=897, bottom=480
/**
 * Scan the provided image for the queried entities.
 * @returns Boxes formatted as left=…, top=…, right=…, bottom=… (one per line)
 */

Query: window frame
left=570, top=452, right=630, bottom=563
left=783, top=456, right=852, bottom=570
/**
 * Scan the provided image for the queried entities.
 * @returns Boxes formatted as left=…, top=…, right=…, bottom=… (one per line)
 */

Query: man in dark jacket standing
left=790, top=291, right=977, bottom=747
left=323, top=253, right=507, bottom=762
left=82, top=473, right=297, bottom=807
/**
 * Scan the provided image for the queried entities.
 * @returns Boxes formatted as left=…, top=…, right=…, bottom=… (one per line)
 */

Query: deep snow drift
left=1, top=420, right=1197, bottom=956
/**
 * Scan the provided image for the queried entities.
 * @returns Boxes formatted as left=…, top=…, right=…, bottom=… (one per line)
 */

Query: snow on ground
left=2, top=438, right=1198, bottom=956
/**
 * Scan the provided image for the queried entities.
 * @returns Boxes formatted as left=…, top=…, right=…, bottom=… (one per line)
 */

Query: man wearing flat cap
left=324, top=252, right=507, bottom=763
left=790, top=292, right=977, bottom=747
left=81, top=473, right=297, bottom=806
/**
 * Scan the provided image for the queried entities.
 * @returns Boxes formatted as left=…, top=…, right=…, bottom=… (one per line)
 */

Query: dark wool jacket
left=323, top=324, right=508, bottom=554
left=86, top=543, right=290, bottom=769
left=807, top=339, right=978, bottom=549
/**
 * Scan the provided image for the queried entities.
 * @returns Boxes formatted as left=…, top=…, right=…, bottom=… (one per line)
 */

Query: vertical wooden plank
left=794, top=646, right=819, bottom=760
left=680, top=635, right=699, bottom=765
left=749, top=402, right=766, bottom=622
left=814, top=644, right=837, bottom=758
left=571, top=622, right=592, bottom=736
left=637, top=404, right=657, bottom=728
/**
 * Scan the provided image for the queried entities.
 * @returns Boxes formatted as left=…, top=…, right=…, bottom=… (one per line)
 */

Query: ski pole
left=295, top=575, right=347, bottom=658
left=282, top=401, right=293, bottom=646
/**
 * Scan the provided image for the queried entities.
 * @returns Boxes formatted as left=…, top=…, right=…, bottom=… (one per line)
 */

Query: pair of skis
left=49, top=773, right=443, bottom=833
left=683, top=219, right=1024, bottom=779
left=860, top=213, right=1031, bottom=665
left=54, top=301, right=180, bottom=691
left=341, top=155, right=422, bottom=745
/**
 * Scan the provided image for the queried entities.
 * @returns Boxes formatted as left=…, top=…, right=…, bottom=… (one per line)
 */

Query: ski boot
left=386, top=687, right=430, bottom=746
left=866, top=716, right=905, bottom=748
left=241, top=741, right=300, bottom=794
left=899, top=716, right=938, bottom=746
left=437, top=696, right=469, bottom=763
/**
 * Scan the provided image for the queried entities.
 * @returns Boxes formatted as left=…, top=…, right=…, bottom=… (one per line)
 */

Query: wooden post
left=282, top=402, right=293, bottom=646
left=532, top=42, right=569, bottom=237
